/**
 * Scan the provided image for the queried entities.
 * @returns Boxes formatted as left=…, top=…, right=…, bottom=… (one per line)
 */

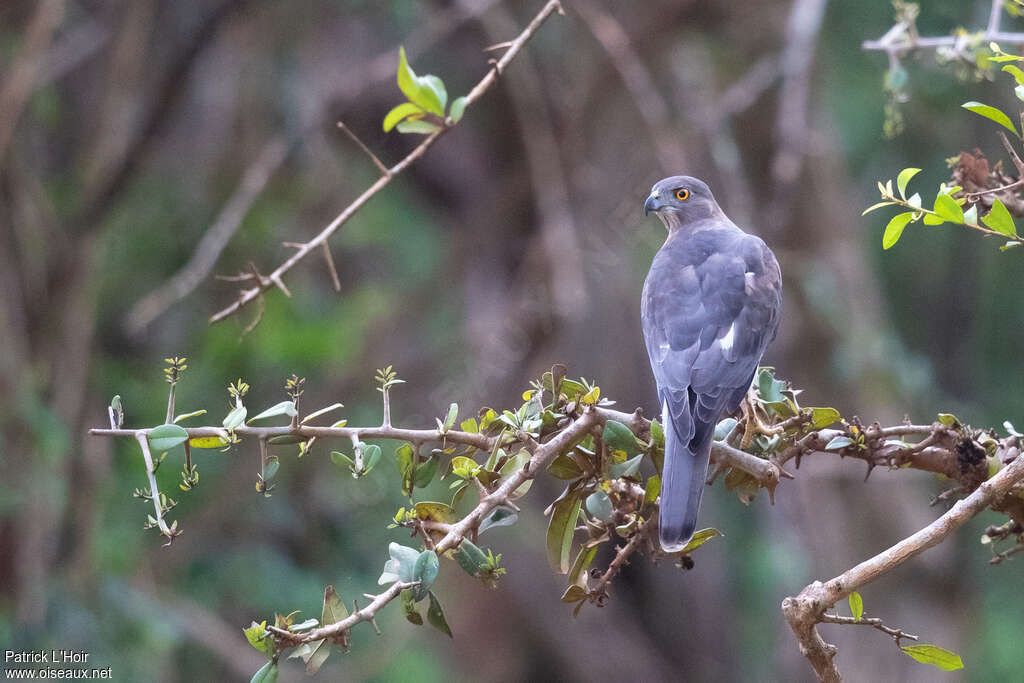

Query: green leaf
left=383, top=102, right=425, bottom=132
left=263, top=457, right=279, bottom=481
left=680, top=527, right=724, bottom=553
left=825, top=435, right=853, bottom=450
left=896, top=168, right=921, bottom=198
left=644, top=475, right=661, bottom=506
left=933, top=194, right=964, bottom=223
left=810, top=407, right=841, bottom=429
left=714, top=417, right=738, bottom=441
left=757, top=368, right=785, bottom=403
left=862, top=201, right=895, bottom=215
left=379, top=542, right=420, bottom=584
left=422, top=75, right=447, bottom=111
left=449, top=95, right=467, bottom=123
left=546, top=490, right=583, bottom=573
left=547, top=453, right=584, bottom=480
left=330, top=450, right=354, bottom=468
left=364, top=444, right=382, bottom=473
left=414, top=501, right=455, bottom=523
left=443, top=402, right=458, bottom=430
left=397, top=47, right=444, bottom=116
left=1004, top=64, right=1024, bottom=85
left=189, top=434, right=229, bottom=449
left=243, top=621, right=274, bottom=658
left=900, top=644, right=964, bottom=671
left=454, top=538, right=489, bottom=577
left=608, top=453, right=644, bottom=479
left=962, top=101, right=1018, bottom=137
left=937, top=413, right=958, bottom=426
left=603, top=419, right=640, bottom=457
left=883, top=212, right=915, bottom=249
left=426, top=591, right=453, bottom=637
left=247, top=400, right=297, bottom=423
left=148, top=424, right=189, bottom=453
left=922, top=213, right=945, bottom=226
left=982, top=198, right=1018, bottom=237
left=223, top=405, right=247, bottom=430
left=478, top=505, right=518, bottom=534
left=459, top=417, right=478, bottom=434
left=414, top=454, right=439, bottom=488
left=848, top=591, right=863, bottom=620
left=585, top=490, right=614, bottom=522
left=301, top=403, right=344, bottom=424
left=250, top=660, right=278, bottom=683
left=396, top=119, right=442, bottom=135
left=412, top=550, right=440, bottom=601
left=173, top=409, right=207, bottom=424
left=401, top=589, right=423, bottom=625
left=322, top=585, right=348, bottom=624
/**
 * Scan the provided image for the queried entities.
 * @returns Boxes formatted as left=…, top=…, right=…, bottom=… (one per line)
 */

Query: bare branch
left=123, top=136, right=292, bottom=334
left=336, top=121, right=390, bottom=176
left=209, top=0, right=566, bottom=326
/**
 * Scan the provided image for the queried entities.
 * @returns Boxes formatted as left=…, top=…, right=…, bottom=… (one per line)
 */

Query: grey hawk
left=641, top=176, right=782, bottom=552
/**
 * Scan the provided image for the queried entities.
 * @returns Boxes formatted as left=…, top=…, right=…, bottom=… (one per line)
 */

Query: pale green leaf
left=848, top=591, right=863, bottom=620
left=148, top=424, right=189, bottom=453
left=896, top=168, right=920, bottom=198
left=933, top=194, right=964, bottom=223
left=883, top=212, right=914, bottom=250
left=449, top=95, right=467, bottom=123
left=962, top=101, right=1019, bottom=137
left=383, top=102, right=424, bottom=132
left=900, top=644, right=964, bottom=671
left=982, top=198, right=1018, bottom=237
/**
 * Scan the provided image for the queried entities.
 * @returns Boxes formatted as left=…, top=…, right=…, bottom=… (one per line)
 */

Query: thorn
left=270, top=274, right=291, bottom=298
left=864, top=461, right=875, bottom=482
left=483, top=40, right=514, bottom=52
left=337, top=120, right=390, bottom=176
left=322, top=242, right=342, bottom=291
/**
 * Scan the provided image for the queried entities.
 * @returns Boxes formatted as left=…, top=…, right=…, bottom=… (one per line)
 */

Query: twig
left=209, top=0, right=565, bottom=326
left=337, top=121, right=389, bottom=176
left=573, top=0, right=682, bottom=173
left=819, top=612, right=919, bottom=644
left=124, top=136, right=292, bottom=334
left=280, top=405, right=601, bottom=645
left=134, top=432, right=172, bottom=538
left=862, top=0, right=1024, bottom=54
left=782, top=449, right=1024, bottom=682
left=590, top=512, right=655, bottom=602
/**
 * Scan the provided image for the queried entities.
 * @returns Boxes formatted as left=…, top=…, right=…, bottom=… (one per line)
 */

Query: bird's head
left=644, top=175, right=722, bottom=232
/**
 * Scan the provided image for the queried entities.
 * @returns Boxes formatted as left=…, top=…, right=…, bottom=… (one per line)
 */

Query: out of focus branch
left=572, top=0, right=684, bottom=173
left=862, top=0, right=1024, bottom=55
left=782, top=448, right=1024, bottom=682
left=209, top=0, right=566, bottom=327
left=0, top=0, right=65, bottom=167
left=123, top=136, right=292, bottom=334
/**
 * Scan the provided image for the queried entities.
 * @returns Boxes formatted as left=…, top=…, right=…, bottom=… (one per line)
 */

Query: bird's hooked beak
left=644, top=191, right=663, bottom=216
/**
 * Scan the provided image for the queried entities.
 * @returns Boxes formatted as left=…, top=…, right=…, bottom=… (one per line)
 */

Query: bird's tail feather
left=659, top=412, right=713, bottom=552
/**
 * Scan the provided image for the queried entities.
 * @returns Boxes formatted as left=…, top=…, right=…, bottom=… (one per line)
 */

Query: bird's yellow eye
left=675, top=188, right=690, bottom=201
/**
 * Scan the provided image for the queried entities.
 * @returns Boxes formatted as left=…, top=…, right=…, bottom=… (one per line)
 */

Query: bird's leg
left=740, top=389, right=783, bottom=449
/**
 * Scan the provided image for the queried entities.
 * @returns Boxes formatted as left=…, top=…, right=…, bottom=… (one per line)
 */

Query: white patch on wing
left=720, top=322, right=736, bottom=351
left=744, top=271, right=756, bottom=295
left=661, top=398, right=669, bottom=434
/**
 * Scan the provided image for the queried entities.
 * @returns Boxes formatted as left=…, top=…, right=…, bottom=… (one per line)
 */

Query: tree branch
left=209, top=0, right=565, bottom=326
left=782, top=447, right=1024, bottom=682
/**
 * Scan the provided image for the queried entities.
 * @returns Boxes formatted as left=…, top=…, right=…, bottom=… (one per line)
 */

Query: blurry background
left=2, top=0, right=1023, bottom=680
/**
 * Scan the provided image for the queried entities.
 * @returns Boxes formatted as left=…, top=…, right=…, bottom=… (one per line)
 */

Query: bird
left=641, top=176, right=782, bottom=552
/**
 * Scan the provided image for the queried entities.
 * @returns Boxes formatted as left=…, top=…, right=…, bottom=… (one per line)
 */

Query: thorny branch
left=782, top=447, right=1024, bottom=682
left=208, top=0, right=565, bottom=328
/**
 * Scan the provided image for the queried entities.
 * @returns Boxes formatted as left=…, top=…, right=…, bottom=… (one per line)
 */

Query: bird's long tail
left=659, top=408, right=713, bottom=552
